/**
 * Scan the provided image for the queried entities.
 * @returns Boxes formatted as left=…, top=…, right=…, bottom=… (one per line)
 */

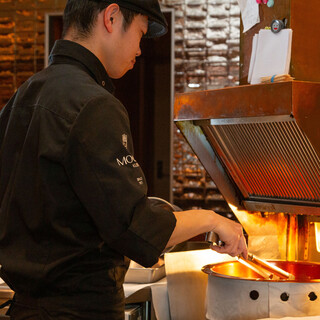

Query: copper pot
left=202, top=260, right=320, bottom=320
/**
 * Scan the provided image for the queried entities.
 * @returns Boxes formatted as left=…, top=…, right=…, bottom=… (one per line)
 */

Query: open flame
left=228, top=204, right=296, bottom=260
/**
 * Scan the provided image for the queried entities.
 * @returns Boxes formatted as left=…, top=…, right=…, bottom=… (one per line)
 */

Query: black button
left=280, top=292, right=289, bottom=301
left=249, top=290, right=259, bottom=300
left=309, top=292, right=317, bottom=301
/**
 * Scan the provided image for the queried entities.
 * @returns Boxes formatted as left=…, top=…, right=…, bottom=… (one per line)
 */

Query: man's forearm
left=166, top=210, right=215, bottom=247
left=166, top=209, right=248, bottom=258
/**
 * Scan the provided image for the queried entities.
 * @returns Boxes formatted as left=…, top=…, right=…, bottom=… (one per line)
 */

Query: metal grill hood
left=174, top=81, right=320, bottom=215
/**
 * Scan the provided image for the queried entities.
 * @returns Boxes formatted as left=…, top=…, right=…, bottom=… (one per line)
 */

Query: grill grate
left=210, top=120, right=320, bottom=201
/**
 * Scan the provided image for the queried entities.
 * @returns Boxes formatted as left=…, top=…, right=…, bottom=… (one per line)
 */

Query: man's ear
left=104, top=3, right=120, bottom=33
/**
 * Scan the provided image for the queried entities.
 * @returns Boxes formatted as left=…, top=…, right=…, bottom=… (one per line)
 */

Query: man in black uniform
left=0, top=0, right=247, bottom=319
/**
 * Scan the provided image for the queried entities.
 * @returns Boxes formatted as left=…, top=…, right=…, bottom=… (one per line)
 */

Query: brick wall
left=0, top=0, right=66, bottom=108
left=163, top=0, right=240, bottom=93
left=0, top=0, right=240, bottom=107
left=162, top=0, right=240, bottom=213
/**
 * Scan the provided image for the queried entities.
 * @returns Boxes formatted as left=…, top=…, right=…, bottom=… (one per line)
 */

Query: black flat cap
left=107, top=0, right=168, bottom=38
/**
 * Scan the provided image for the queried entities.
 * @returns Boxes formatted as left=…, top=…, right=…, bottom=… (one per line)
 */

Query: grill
left=205, top=117, right=320, bottom=203
left=175, top=81, right=320, bottom=216
left=173, top=1, right=320, bottom=317
left=174, top=81, right=320, bottom=319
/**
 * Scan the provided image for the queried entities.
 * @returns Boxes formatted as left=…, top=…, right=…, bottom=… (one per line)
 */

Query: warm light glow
left=286, top=214, right=298, bottom=261
left=315, top=222, right=320, bottom=252
left=228, top=204, right=289, bottom=259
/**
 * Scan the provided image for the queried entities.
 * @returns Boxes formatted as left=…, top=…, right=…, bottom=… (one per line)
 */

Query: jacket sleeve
left=0, top=94, right=15, bottom=152
left=63, top=94, right=176, bottom=267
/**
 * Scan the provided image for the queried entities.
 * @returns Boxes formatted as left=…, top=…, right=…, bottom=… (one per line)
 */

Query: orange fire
left=229, top=204, right=294, bottom=260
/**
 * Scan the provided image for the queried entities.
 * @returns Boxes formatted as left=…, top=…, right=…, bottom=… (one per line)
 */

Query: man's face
left=107, top=14, right=148, bottom=79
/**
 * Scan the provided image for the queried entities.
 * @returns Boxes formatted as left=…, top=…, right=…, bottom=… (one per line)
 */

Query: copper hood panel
left=174, top=81, right=320, bottom=215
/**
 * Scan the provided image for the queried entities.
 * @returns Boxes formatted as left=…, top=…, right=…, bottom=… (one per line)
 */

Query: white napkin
left=150, top=278, right=171, bottom=320
left=165, top=249, right=233, bottom=320
left=237, top=0, right=260, bottom=32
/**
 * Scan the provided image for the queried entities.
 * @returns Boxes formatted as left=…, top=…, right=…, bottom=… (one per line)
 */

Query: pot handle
left=205, top=231, right=225, bottom=247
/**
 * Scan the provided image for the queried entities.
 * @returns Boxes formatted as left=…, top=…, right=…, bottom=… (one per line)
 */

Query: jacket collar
left=49, top=40, right=115, bottom=94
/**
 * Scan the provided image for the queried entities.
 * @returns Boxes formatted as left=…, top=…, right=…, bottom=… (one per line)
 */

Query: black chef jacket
left=0, top=39, right=176, bottom=315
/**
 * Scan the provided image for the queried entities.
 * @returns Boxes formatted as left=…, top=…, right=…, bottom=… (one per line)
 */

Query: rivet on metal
left=249, top=290, right=259, bottom=300
left=280, top=292, right=289, bottom=301
left=309, top=292, right=317, bottom=301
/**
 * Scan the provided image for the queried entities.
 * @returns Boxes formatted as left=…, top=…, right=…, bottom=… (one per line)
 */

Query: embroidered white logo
left=122, top=134, right=128, bottom=149
left=137, top=177, right=144, bottom=185
left=116, top=155, right=139, bottom=168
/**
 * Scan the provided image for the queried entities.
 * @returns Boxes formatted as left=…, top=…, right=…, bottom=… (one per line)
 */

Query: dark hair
left=62, top=0, right=139, bottom=39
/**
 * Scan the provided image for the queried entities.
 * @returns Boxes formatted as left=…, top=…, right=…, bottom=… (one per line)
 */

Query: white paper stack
left=249, top=29, right=293, bottom=84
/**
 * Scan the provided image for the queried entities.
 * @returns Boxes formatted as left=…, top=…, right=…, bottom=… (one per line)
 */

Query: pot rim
left=202, top=259, right=320, bottom=283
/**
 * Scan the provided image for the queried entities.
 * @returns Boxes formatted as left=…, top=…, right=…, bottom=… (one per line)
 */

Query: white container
left=203, top=260, right=320, bottom=320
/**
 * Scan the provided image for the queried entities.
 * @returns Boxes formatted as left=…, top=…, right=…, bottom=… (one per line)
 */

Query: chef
left=0, top=0, right=247, bottom=319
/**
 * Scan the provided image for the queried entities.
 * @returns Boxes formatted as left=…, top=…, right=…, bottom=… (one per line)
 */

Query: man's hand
left=210, top=213, right=248, bottom=259
left=166, top=209, right=248, bottom=259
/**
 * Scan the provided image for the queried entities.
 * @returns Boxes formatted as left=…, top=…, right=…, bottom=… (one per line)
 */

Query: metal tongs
left=205, top=231, right=295, bottom=280
left=237, top=253, right=295, bottom=280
